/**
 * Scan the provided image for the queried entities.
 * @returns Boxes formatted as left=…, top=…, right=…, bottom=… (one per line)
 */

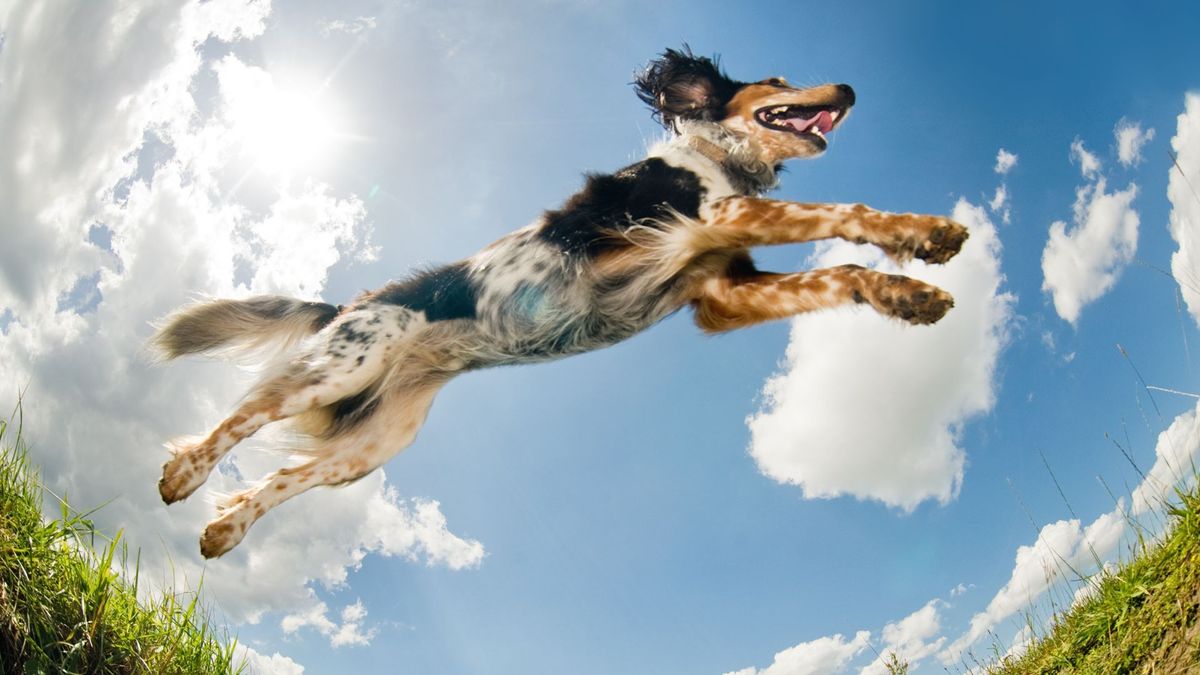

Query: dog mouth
left=754, top=105, right=846, bottom=145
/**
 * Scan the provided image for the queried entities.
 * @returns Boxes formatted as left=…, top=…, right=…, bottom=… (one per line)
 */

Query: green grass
left=0, top=411, right=243, bottom=675
left=987, top=489, right=1200, bottom=674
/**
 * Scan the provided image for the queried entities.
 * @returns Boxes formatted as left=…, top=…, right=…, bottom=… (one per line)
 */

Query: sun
left=222, top=67, right=346, bottom=179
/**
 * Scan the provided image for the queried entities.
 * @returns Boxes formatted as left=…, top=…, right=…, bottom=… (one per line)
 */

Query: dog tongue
left=785, top=109, right=834, bottom=134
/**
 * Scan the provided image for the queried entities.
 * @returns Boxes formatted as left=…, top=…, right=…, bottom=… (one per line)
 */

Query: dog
left=152, top=47, right=968, bottom=558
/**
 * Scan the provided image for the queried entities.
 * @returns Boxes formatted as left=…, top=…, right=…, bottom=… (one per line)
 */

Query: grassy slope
left=0, top=415, right=241, bottom=675
left=990, top=491, right=1200, bottom=674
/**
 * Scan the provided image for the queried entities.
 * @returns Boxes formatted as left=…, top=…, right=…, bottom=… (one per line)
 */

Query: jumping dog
left=152, top=48, right=968, bottom=558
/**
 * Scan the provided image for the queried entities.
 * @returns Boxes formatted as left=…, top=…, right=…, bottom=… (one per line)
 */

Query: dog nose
left=837, top=84, right=856, bottom=106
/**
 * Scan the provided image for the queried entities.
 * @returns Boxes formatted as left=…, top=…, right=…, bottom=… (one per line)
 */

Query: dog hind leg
left=159, top=307, right=419, bottom=504
left=197, top=380, right=443, bottom=558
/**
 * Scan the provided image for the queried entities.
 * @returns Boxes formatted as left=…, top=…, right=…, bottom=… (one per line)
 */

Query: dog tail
left=150, top=296, right=340, bottom=362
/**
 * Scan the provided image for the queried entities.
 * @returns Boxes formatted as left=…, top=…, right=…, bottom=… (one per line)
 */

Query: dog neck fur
left=648, top=121, right=779, bottom=196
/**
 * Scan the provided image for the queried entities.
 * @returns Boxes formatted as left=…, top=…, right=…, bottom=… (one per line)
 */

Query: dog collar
left=686, top=135, right=730, bottom=166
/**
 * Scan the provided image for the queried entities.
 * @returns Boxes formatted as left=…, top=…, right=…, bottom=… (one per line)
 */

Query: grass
left=0, top=410, right=243, bottom=675
left=985, top=488, right=1200, bottom=674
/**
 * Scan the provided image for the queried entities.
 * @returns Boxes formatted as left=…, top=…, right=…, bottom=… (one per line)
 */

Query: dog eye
left=766, top=77, right=788, bottom=87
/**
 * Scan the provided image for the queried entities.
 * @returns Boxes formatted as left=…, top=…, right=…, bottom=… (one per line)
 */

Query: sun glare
left=227, top=79, right=344, bottom=179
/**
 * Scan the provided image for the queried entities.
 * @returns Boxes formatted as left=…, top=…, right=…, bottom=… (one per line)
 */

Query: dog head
left=634, top=47, right=855, bottom=163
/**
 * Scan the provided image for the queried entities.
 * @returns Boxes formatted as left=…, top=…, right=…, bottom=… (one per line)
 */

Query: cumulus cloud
left=861, top=601, right=946, bottom=675
left=989, top=184, right=1012, bottom=225
left=1115, top=119, right=1155, bottom=167
left=1070, top=138, right=1102, bottom=178
left=746, top=199, right=1014, bottom=511
left=0, top=0, right=481, bottom=643
left=725, top=601, right=945, bottom=675
left=994, top=148, right=1018, bottom=175
left=724, top=631, right=871, bottom=675
left=989, top=184, right=1008, bottom=213
left=282, top=598, right=377, bottom=648
left=1168, top=93, right=1200, bottom=326
left=939, top=509, right=1128, bottom=665
left=1129, top=400, right=1200, bottom=517
left=236, top=644, right=306, bottom=675
left=1041, top=136, right=1140, bottom=324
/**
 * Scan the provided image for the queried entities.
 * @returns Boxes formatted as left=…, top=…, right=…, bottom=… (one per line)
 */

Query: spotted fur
left=153, top=47, right=969, bottom=558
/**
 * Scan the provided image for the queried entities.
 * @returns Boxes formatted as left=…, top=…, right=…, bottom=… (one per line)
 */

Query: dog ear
left=634, top=46, right=742, bottom=130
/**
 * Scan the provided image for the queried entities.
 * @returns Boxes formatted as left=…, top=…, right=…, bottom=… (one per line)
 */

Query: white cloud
left=1115, top=119, right=1155, bottom=167
left=940, top=509, right=1128, bottom=665
left=282, top=598, right=377, bottom=648
left=0, top=0, right=481, bottom=639
left=725, top=631, right=871, bottom=675
left=994, top=148, right=1018, bottom=175
left=1041, top=142, right=1139, bottom=324
left=746, top=199, right=1014, bottom=511
left=861, top=601, right=946, bottom=675
left=319, top=16, right=377, bottom=37
left=989, top=184, right=1012, bottom=224
left=236, top=644, right=306, bottom=675
left=989, top=184, right=1008, bottom=212
left=950, top=583, right=971, bottom=597
left=1168, top=93, right=1200, bottom=326
left=1070, top=138, right=1102, bottom=178
left=727, top=601, right=945, bottom=675
left=1129, top=400, right=1200, bottom=516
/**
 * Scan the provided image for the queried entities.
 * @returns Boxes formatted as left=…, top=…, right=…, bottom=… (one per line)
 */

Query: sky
left=1, top=1, right=1199, bottom=673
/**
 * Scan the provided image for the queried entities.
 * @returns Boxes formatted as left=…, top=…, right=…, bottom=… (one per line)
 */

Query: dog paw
left=200, top=507, right=252, bottom=559
left=870, top=275, right=955, bottom=325
left=880, top=217, right=969, bottom=265
left=158, top=439, right=210, bottom=504
left=913, top=219, right=969, bottom=265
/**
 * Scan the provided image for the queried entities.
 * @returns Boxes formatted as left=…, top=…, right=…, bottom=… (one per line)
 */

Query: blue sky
left=2, top=1, right=1200, bottom=673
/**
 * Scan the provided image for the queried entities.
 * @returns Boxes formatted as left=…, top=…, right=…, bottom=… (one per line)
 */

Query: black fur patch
left=538, top=158, right=705, bottom=257
left=725, top=251, right=760, bottom=280
left=306, top=301, right=341, bottom=330
left=366, top=262, right=478, bottom=321
left=327, top=389, right=381, bottom=436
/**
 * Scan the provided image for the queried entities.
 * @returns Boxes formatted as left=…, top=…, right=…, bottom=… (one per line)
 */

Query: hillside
left=0, top=414, right=242, bottom=675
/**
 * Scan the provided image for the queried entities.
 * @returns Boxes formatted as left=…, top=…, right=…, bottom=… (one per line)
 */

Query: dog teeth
left=830, top=110, right=840, bottom=122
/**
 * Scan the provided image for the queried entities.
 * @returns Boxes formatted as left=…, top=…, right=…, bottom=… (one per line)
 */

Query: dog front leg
left=699, top=197, right=968, bottom=264
left=691, top=265, right=954, bottom=332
